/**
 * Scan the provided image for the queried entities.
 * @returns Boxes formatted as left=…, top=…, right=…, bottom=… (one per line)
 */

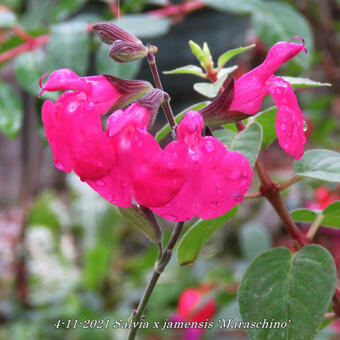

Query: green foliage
left=238, top=245, right=336, bottom=340
left=294, top=149, right=340, bottom=182
left=0, top=80, right=23, bottom=138
left=291, top=201, right=340, bottom=229
left=217, top=44, right=255, bottom=69
left=203, top=0, right=313, bottom=69
left=48, top=22, right=89, bottom=75
left=239, top=223, right=272, bottom=261
left=230, top=122, right=262, bottom=168
left=163, top=65, right=206, bottom=78
left=282, top=77, right=331, bottom=88
left=193, top=66, right=237, bottom=98
left=253, top=106, right=278, bottom=149
left=177, top=206, right=238, bottom=265
left=49, top=0, right=87, bottom=22
left=113, top=14, right=171, bottom=38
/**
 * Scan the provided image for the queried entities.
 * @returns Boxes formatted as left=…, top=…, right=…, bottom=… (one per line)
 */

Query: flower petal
left=152, top=111, right=252, bottom=221
left=229, top=38, right=306, bottom=115
left=42, top=99, right=72, bottom=172
left=267, top=76, right=306, bottom=160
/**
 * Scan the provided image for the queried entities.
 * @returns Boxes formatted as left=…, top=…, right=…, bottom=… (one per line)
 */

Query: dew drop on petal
left=303, top=120, right=308, bottom=132
left=167, top=162, right=174, bottom=170
left=229, top=167, right=240, bottom=179
left=95, top=179, right=105, bottom=186
left=209, top=200, right=218, bottom=206
left=235, top=195, right=243, bottom=203
left=216, top=185, right=222, bottom=192
left=204, top=140, right=215, bottom=152
left=55, top=161, right=64, bottom=171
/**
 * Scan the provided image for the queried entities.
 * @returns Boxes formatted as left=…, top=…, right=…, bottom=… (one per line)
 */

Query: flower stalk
left=127, top=221, right=185, bottom=340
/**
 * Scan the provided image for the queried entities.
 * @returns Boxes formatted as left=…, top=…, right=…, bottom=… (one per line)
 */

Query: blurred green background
left=0, top=0, right=339, bottom=339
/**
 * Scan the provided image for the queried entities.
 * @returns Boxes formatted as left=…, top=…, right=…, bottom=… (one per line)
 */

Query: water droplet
left=229, top=168, right=240, bottom=179
left=303, top=120, right=308, bottom=132
left=174, top=152, right=179, bottom=158
left=204, top=140, right=215, bottom=152
left=192, top=154, right=200, bottom=161
left=209, top=200, right=218, bottom=206
left=95, top=180, right=105, bottom=186
left=216, top=185, right=222, bottom=192
left=167, top=162, right=174, bottom=170
left=280, top=124, right=286, bottom=131
left=121, top=181, right=128, bottom=187
left=235, top=195, right=243, bottom=203
left=55, top=161, right=64, bottom=171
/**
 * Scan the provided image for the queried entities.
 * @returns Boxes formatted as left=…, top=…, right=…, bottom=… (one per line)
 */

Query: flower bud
left=104, top=76, right=153, bottom=110
left=119, top=205, right=162, bottom=243
left=108, top=40, right=148, bottom=63
left=199, top=77, right=248, bottom=125
left=136, top=89, right=164, bottom=128
left=92, top=22, right=141, bottom=45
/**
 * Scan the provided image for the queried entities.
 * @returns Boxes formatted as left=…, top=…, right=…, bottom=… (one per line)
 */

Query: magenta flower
left=152, top=111, right=252, bottom=221
left=88, top=96, right=187, bottom=208
left=40, top=69, right=150, bottom=179
left=229, top=37, right=307, bottom=160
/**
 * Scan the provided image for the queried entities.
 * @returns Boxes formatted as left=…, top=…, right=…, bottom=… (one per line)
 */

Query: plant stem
left=127, top=221, right=185, bottom=340
left=278, top=176, right=302, bottom=191
left=147, top=52, right=176, bottom=129
left=244, top=192, right=262, bottom=199
left=255, top=161, right=308, bottom=247
left=306, top=213, right=324, bottom=241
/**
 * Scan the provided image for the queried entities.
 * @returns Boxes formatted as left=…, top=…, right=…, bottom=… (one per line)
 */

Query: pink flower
left=87, top=93, right=187, bottom=208
left=40, top=69, right=151, bottom=179
left=172, top=286, right=216, bottom=340
left=152, top=111, right=252, bottom=221
left=229, top=37, right=307, bottom=160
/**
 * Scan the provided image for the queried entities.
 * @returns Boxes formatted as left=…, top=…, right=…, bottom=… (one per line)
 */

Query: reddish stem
left=0, top=34, right=49, bottom=64
left=108, top=1, right=121, bottom=18
left=12, top=26, right=32, bottom=42
left=149, top=0, right=204, bottom=18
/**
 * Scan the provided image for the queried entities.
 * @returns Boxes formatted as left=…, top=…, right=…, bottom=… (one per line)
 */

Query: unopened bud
left=109, top=40, right=148, bottom=63
left=104, top=76, right=152, bottom=110
left=119, top=205, right=162, bottom=243
left=200, top=77, right=248, bottom=125
left=93, top=23, right=141, bottom=45
left=137, top=89, right=164, bottom=129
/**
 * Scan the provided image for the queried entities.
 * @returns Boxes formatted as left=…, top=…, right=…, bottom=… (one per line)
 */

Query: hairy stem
left=127, top=221, right=185, bottom=340
left=306, top=213, right=324, bottom=241
left=147, top=52, right=176, bottom=129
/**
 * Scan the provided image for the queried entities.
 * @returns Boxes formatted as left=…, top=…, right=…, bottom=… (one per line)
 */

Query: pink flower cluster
left=40, top=37, right=307, bottom=222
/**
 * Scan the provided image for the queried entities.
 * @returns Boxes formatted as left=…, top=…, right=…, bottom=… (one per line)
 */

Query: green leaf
left=193, top=66, right=237, bottom=98
left=202, top=0, right=264, bottom=14
left=290, top=208, right=319, bottom=224
left=238, top=245, right=336, bottom=340
left=47, top=22, right=89, bottom=76
left=0, top=80, right=23, bottom=138
left=283, top=76, right=331, bottom=88
left=294, top=149, right=340, bottom=182
left=218, top=44, right=255, bottom=69
left=253, top=106, right=277, bottom=149
left=231, top=122, right=263, bottom=168
left=50, top=0, right=86, bottom=22
left=251, top=1, right=313, bottom=69
left=163, top=65, right=205, bottom=78
left=0, top=9, right=17, bottom=28
left=291, top=201, right=340, bottom=229
left=155, top=101, right=210, bottom=142
left=113, top=15, right=171, bottom=38
left=177, top=206, right=238, bottom=265
left=213, top=128, right=237, bottom=146
left=95, top=43, right=141, bottom=79
left=239, top=223, right=272, bottom=261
